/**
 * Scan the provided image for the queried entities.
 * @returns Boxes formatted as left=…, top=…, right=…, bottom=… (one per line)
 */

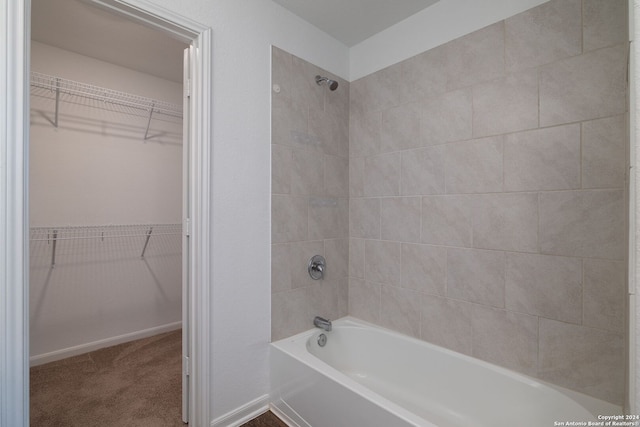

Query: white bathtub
left=270, top=317, right=621, bottom=427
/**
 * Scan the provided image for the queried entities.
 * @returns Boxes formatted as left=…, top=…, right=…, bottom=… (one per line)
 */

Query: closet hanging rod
left=30, top=71, right=183, bottom=118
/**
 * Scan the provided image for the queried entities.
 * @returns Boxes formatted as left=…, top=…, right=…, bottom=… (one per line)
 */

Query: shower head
left=316, top=75, right=338, bottom=91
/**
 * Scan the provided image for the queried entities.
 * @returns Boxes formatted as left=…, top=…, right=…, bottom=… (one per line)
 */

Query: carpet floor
left=30, top=330, right=183, bottom=427
left=240, top=411, right=288, bottom=427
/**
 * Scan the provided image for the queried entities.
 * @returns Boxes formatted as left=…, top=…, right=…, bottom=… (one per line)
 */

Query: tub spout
left=313, top=316, right=332, bottom=332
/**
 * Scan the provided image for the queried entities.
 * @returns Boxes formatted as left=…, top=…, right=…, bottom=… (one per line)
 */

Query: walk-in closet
left=29, top=0, right=188, bottom=424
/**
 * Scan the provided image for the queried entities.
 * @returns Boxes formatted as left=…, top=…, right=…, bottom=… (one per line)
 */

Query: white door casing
left=182, top=45, right=192, bottom=424
left=0, top=1, right=213, bottom=426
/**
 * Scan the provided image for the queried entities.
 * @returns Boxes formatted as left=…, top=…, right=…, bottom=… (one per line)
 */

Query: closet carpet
left=241, top=411, right=289, bottom=427
left=30, top=330, right=183, bottom=427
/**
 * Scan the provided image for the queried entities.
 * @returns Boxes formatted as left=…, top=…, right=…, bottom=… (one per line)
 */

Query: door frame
left=0, top=1, right=213, bottom=425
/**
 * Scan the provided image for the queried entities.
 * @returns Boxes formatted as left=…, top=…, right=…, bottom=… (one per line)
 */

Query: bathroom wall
left=349, top=0, right=628, bottom=405
left=271, top=47, right=350, bottom=341
left=127, top=0, right=350, bottom=419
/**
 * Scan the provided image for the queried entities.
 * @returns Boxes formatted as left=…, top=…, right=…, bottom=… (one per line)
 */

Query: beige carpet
left=30, top=330, right=184, bottom=427
left=241, top=411, right=288, bottom=427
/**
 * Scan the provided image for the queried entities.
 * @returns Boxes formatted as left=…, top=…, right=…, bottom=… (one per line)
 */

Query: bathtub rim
left=270, top=316, right=622, bottom=422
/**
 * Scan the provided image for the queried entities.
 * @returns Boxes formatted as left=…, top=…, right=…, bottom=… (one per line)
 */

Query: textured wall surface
left=271, top=47, right=350, bottom=341
left=348, top=0, right=628, bottom=405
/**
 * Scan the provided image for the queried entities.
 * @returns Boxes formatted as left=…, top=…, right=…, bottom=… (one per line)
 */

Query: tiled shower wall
left=271, top=47, right=350, bottom=341
left=348, top=0, right=627, bottom=404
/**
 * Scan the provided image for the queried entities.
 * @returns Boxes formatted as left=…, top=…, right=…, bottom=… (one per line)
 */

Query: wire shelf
left=30, top=223, right=182, bottom=242
left=30, top=223, right=182, bottom=267
left=30, top=72, right=183, bottom=118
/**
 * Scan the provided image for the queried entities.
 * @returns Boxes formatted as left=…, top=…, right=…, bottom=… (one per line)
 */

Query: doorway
left=0, top=0, right=212, bottom=425
left=29, top=0, right=187, bottom=423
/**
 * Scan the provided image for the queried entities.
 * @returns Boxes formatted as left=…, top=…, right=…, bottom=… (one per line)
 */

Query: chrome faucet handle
left=308, top=255, right=326, bottom=280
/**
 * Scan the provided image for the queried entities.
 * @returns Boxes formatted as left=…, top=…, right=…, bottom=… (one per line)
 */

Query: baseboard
left=210, top=394, right=270, bottom=427
left=30, top=321, right=182, bottom=366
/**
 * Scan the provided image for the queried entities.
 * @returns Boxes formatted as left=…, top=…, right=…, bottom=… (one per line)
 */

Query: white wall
left=141, top=0, right=350, bottom=422
left=349, top=0, right=550, bottom=80
left=29, top=42, right=182, bottom=362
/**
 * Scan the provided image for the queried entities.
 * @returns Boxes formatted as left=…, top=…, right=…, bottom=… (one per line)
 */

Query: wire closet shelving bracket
left=30, top=71, right=183, bottom=140
left=30, top=223, right=182, bottom=268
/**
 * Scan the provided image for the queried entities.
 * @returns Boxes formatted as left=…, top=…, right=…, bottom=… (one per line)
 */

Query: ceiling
left=272, top=0, right=440, bottom=46
left=31, top=0, right=187, bottom=83
left=31, top=0, right=440, bottom=82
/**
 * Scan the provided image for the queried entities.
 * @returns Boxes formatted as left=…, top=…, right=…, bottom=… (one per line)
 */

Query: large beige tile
left=324, top=155, right=348, bottom=197
left=272, top=195, right=307, bottom=243
left=349, top=278, right=380, bottom=323
left=420, top=294, right=473, bottom=355
left=272, top=46, right=293, bottom=99
left=504, top=124, right=581, bottom=191
left=540, top=44, right=627, bottom=126
left=349, top=238, right=365, bottom=279
left=401, top=146, right=445, bottom=196
left=473, top=193, right=538, bottom=252
left=271, top=243, right=291, bottom=293
left=289, top=240, right=324, bottom=289
left=505, top=253, right=582, bottom=324
left=473, top=70, right=538, bottom=137
left=445, top=136, right=503, bottom=194
left=583, top=259, right=625, bottom=334
left=308, top=197, right=348, bottom=240
left=421, top=195, right=474, bottom=247
left=539, top=318, right=624, bottom=404
left=349, top=198, right=380, bottom=239
left=582, top=115, right=626, bottom=189
left=471, top=306, right=538, bottom=376
left=272, top=144, right=291, bottom=195
left=472, top=70, right=539, bottom=137
left=401, top=243, right=446, bottom=295
left=505, top=0, right=582, bottom=72
left=308, top=278, right=340, bottom=322
left=445, top=22, right=505, bottom=90
left=381, top=102, right=421, bottom=153
left=349, top=77, right=368, bottom=117
left=363, top=153, right=401, bottom=197
left=350, top=65, right=406, bottom=114
left=349, top=109, right=381, bottom=158
left=365, top=240, right=401, bottom=286
left=583, top=0, right=628, bottom=52
left=401, top=44, right=449, bottom=103
left=420, top=89, right=472, bottom=146
left=291, top=54, right=324, bottom=112
left=291, top=148, right=324, bottom=196
left=380, top=285, right=422, bottom=338
left=349, top=157, right=364, bottom=197
left=324, top=73, right=350, bottom=125
left=309, top=105, right=349, bottom=158
left=539, top=190, right=625, bottom=259
left=447, top=248, right=505, bottom=308
left=272, top=287, right=310, bottom=341
left=323, top=238, right=348, bottom=282
left=272, top=95, right=309, bottom=149
left=336, top=276, right=349, bottom=318
left=380, top=197, right=421, bottom=243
